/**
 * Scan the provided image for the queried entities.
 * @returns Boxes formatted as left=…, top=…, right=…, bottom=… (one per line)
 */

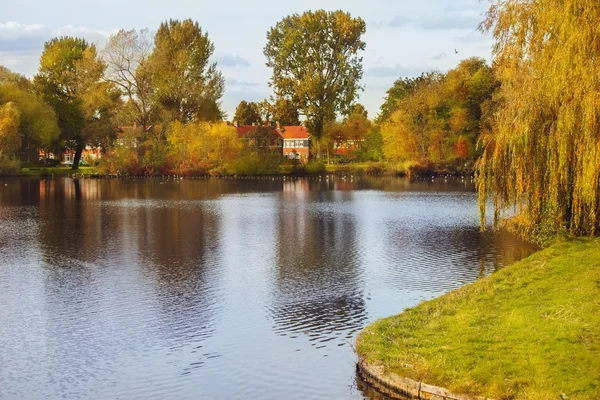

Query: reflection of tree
left=34, top=178, right=228, bottom=395
left=270, top=190, right=367, bottom=347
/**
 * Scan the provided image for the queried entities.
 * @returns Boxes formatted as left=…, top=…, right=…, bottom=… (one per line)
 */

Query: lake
left=0, top=176, right=537, bottom=399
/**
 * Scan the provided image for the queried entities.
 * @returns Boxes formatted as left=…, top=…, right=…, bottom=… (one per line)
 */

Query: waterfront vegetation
left=357, top=238, right=600, bottom=400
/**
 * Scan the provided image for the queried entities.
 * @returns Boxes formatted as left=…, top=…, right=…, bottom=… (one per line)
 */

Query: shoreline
left=355, top=238, right=600, bottom=400
left=356, top=358, right=494, bottom=400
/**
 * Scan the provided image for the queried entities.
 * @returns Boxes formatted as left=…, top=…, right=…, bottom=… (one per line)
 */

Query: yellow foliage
left=0, top=102, right=21, bottom=156
left=478, top=0, right=600, bottom=240
left=167, top=121, right=241, bottom=172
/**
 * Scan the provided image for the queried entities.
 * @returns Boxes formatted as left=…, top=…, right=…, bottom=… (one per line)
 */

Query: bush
left=0, top=157, right=20, bottom=175
left=365, top=162, right=389, bottom=175
left=304, top=161, right=326, bottom=174
left=332, top=164, right=365, bottom=176
left=231, top=152, right=281, bottom=176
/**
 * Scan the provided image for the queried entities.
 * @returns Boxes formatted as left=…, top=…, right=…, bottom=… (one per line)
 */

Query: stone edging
left=356, top=359, right=495, bottom=400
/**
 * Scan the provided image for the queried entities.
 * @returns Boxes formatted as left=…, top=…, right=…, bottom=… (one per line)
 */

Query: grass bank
left=19, top=166, right=99, bottom=177
left=356, top=238, right=600, bottom=400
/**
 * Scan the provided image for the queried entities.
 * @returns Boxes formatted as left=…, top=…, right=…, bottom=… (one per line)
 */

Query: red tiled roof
left=279, top=126, right=310, bottom=139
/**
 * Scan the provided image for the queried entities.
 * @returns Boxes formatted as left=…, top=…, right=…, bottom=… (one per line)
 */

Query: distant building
left=279, top=126, right=311, bottom=161
left=233, top=122, right=311, bottom=162
left=116, top=124, right=162, bottom=148
left=61, top=145, right=102, bottom=165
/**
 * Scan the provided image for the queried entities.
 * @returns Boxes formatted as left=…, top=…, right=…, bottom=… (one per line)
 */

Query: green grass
left=20, top=166, right=99, bottom=177
left=357, top=238, right=600, bottom=400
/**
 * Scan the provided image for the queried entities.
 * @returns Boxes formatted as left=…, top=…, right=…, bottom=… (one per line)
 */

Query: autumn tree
left=0, top=102, right=21, bottom=158
left=381, top=59, right=497, bottom=166
left=264, top=10, right=366, bottom=156
left=0, top=67, right=60, bottom=162
left=167, top=121, right=241, bottom=174
left=150, top=19, right=225, bottom=123
left=234, top=100, right=261, bottom=125
left=477, top=0, right=600, bottom=241
left=376, top=77, right=421, bottom=124
left=103, top=29, right=155, bottom=137
left=381, top=72, right=446, bottom=163
left=257, top=97, right=300, bottom=126
left=35, top=37, right=120, bottom=169
left=272, top=97, right=300, bottom=126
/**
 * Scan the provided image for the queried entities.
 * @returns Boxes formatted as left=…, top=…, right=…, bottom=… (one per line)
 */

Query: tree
left=477, top=0, right=600, bottom=241
left=150, top=19, right=225, bottom=123
left=0, top=102, right=21, bottom=157
left=35, top=37, right=120, bottom=169
left=381, top=73, right=446, bottom=163
left=380, top=60, right=497, bottom=166
left=0, top=67, right=60, bottom=162
left=233, top=100, right=261, bottom=125
left=257, top=97, right=300, bottom=126
left=272, top=97, right=300, bottom=126
left=103, top=29, right=155, bottom=139
left=0, top=81, right=60, bottom=161
left=167, top=121, right=241, bottom=174
left=376, top=77, right=420, bottom=124
left=264, top=10, right=366, bottom=156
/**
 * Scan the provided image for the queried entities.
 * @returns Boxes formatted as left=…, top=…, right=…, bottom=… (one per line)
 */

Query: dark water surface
left=0, top=177, right=537, bottom=400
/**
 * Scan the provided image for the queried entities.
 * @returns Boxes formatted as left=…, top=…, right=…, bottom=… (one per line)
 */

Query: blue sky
left=0, top=0, right=493, bottom=120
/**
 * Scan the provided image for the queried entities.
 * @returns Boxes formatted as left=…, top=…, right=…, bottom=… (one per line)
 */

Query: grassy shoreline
left=356, top=238, right=600, bottom=400
left=8, top=161, right=473, bottom=179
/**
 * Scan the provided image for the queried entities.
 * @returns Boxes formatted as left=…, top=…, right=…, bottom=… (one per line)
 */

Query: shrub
left=231, top=152, right=281, bottom=176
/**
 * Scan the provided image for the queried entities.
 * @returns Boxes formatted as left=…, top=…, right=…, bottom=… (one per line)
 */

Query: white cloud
left=226, top=78, right=260, bottom=87
left=0, top=21, right=121, bottom=76
left=214, top=53, right=251, bottom=68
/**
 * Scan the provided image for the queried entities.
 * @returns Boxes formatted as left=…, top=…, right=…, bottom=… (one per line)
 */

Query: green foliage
left=357, top=238, right=600, bottom=400
left=233, top=100, right=261, bottom=125
left=272, top=97, right=300, bottom=126
left=376, top=76, right=421, bottom=124
left=264, top=10, right=366, bottom=143
left=304, top=161, right=326, bottom=174
left=477, top=0, right=600, bottom=240
left=35, top=37, right=120, bottom=169
left=231, top=151, right=281, bottom=176
left=150, top=19, right=224, bottom=123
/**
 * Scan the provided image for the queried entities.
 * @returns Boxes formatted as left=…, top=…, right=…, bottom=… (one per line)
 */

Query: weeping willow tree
left=477, top=0, right=600, bottom=243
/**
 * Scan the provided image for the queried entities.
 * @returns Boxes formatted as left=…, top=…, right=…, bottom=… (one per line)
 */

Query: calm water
left=0, top=177, right=537, bottom=400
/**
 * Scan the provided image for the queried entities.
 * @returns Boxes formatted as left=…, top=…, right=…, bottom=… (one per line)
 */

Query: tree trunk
left=72, top=144, right=84, bottom=170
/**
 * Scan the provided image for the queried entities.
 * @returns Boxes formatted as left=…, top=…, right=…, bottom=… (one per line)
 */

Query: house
left=60, top=145, right=102, bottom=165
left=233, top=122, right=311, bottom=162
left=279, top=125, right=311, bottom=161
left=116, top=124, right=162, bottom=148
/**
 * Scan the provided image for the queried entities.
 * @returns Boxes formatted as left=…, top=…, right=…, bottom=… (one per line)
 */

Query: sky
left=0, top=0, right=494, bottom=120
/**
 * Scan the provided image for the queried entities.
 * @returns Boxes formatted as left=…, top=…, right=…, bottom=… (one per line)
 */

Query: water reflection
left=0, top=176, right=537, bottom=400
left=271, top=187, right=367, bottom=347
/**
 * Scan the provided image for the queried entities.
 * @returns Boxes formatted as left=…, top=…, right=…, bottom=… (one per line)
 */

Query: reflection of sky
left=0, top=177, right=536, bottom=400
